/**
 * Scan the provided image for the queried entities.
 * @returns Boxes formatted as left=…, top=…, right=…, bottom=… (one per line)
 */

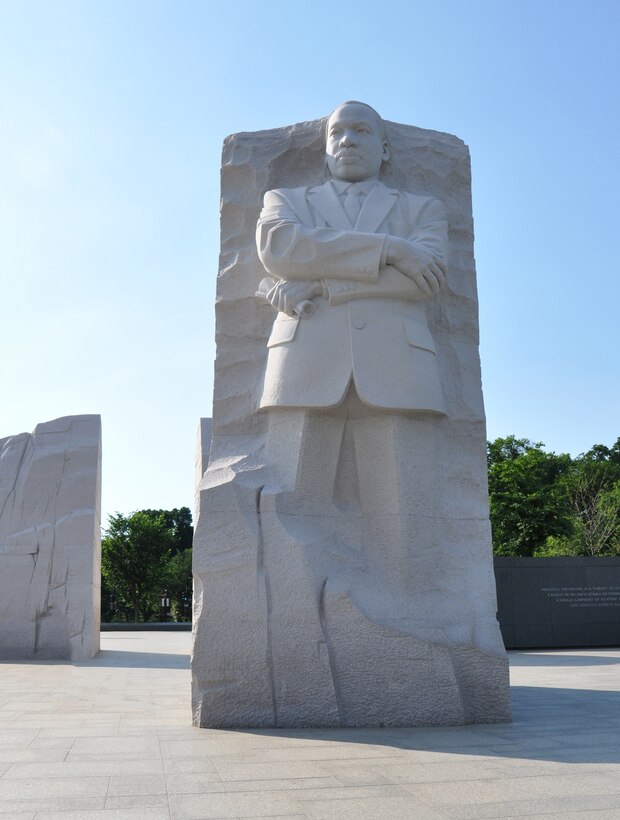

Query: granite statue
left=192, top=102, right=511, bottom=727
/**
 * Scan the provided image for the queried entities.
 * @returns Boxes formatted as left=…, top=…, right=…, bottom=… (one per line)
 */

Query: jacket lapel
left=306, top=181, right=351, bottom=230
left=356, top=183, right=398, bottom=233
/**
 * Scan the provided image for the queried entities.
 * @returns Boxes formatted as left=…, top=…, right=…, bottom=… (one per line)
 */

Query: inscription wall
left=494, top=557, right=620, bottom=649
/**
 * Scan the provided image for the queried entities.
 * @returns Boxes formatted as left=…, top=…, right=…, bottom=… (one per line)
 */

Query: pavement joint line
left=0, top=634, right=619, bottom=819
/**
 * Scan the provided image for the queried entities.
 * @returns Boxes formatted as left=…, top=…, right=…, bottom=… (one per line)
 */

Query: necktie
left=343, top=185, right=362, bottom=226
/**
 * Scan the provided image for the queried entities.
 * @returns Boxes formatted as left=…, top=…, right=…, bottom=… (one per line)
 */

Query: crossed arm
left=256, top=189, right=448, bottom=317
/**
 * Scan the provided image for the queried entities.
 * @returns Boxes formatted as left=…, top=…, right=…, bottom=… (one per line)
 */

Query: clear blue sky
left=1, top=0, right=618, bottom=528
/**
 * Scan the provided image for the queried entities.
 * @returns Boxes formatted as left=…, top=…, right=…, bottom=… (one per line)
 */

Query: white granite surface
left=193, top=104, right=510, bottom=727
left=0, top=415, right=101, bottom=660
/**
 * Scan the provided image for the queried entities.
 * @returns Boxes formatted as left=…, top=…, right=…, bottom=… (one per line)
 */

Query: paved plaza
left=1, top=633, right=619, bottom=819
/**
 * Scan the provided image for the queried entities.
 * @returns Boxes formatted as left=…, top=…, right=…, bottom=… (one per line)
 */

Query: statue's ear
left=382, top=141, right=390, bottom=162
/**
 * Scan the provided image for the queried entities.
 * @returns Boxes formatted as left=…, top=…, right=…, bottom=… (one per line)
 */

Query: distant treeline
left=101, top=507, right=193, bottom=623
left=488, top=436, right=620, bottom=557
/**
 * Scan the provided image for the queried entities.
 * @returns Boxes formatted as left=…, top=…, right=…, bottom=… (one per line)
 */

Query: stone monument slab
left=0, top=415, right=101, bottom=660
left=192, top=103, right=511, bottom=727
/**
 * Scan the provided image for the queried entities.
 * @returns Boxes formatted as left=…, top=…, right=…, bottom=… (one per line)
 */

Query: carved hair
left=326, top=101, right=387, bottom=142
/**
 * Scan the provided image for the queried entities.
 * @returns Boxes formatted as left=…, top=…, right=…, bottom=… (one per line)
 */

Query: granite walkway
left=1, top=633, right=619, bottom=819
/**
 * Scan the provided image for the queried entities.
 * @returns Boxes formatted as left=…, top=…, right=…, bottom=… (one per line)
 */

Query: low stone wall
left=494, top=556, right=620, bottom=649
left=101, top=623, right=192, bottom=631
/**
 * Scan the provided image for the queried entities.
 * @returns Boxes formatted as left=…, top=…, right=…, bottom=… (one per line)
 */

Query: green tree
left=101, top=511, right=176, bottom=622
left=141, top=507, right=193, bottom=551
left=141, top=507, right=193, bottom=619
left=557, top=441, right=620, bottom=556
left=487, top=436, right=573, bottom=556
left=164, top=548, right=193, bottom=621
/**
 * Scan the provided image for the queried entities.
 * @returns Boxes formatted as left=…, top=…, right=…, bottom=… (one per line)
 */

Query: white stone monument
left=0, top=415, right=102, bottom=660
left=192, top=102, right=511, bottom=727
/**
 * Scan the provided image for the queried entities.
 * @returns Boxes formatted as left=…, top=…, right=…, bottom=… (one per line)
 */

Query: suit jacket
left=256, top=179, right=448, bottom=412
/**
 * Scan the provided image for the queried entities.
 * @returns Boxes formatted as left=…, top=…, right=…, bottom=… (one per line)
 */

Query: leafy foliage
left=489, top=436, right=620, bottom=557
left=487, top=436, right=572, bottom=556
left=101, top=507, right=193, bottom=622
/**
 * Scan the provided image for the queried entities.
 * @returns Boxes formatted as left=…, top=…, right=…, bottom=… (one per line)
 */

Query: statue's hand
left=267, top=280, right=323, bottom=316
left=385, top=238, right=446, bottom=296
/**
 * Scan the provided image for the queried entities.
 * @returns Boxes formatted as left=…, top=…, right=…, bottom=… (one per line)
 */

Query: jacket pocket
left=404, top=318, right=436, bottom=354
left=267, top=316, right=300, bottom=347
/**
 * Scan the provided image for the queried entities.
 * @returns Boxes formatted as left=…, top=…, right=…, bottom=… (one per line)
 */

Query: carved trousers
left=264, top=385, right=441, bottom=594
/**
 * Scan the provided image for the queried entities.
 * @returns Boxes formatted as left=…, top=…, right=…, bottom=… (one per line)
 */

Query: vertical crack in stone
left=256, top=485, right=278, bottom=726
left=318, top=579, right=344, bottom=725
left=28, top=540, right=40, bottom=584
left=0, top=435, right=29, bottom=521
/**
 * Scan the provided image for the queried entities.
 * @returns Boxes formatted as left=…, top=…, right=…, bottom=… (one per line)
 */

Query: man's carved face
left=326, top=102, right=389, bottom=183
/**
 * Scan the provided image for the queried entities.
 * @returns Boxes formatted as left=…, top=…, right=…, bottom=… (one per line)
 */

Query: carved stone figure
left=192, top=102, right=511, bottom=727
left=0, top=415, right=101, bottom=660
left=257, top=102, right=446, bottom=413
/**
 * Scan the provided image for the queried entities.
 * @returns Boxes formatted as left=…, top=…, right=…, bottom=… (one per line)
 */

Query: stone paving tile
left=69, top=735, right=162, bottom=759
left=332, top=769, right=395, bottom=786
left=168, top=790, right=307, bottom=819
left=224, top=777, right=340, bottom=792
left=298, top=794, right=447, bottom=819
left=338, top=758, right=509, bottom=784
left=0, top=749, right=69, bottom=764
left=213, top=760, right=337, bottom=781
left=0, top=797, right=104, bottom=814
left=105, top=793, right=171, bottom=809
left=403, top=771, right=620, bottom=806
left=541, top=813, right=620, bottom=820
left=1, top=635, right=620, bottom=820
left=289, top=783, right=415, bottom=801
left=160, top=738, right=270, bottom=759
left=238, top=744, right=405, bottom=762
left=36, top=725, right=122, bottom=738
left=439, top=793, right=620, bottom=819
left=35, top=809, right=171, bottom=820
left=0, top=729, right=40, bottom=748
left=0, top=814, right=34, bottom=820
left=165, top=771, right=226, bottom=795
left=0, top=776, right=110, bottom=799
left=482, top=757, right=620, bottom=777
left=0, top=712, right=25, bottom=726
left=107, top=774, right=168, bottom=796
left=4, top=759, right=164, bottom=779
left=29, top=736, right=76, bottom=751
left=162, top=758, right=220, bottom=775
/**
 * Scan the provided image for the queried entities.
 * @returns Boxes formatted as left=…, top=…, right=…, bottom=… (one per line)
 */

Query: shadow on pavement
left=76, top=649, right=190, bottom=668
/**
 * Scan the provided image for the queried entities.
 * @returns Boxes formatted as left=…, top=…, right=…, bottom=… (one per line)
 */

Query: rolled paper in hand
left=294, top=299, right=316, bottom=318
left=256, top=277, right=316, bottom=318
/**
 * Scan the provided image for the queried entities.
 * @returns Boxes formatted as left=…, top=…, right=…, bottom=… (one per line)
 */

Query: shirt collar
left=331, top=178, right=379, bottom=197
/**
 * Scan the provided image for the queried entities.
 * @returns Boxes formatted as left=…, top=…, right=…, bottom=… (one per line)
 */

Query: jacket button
left=353, top=318, right=366, bottom=329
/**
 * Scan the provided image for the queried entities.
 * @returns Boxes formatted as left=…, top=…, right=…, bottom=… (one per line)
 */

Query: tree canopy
left=488, top=436, right=620, bottom=557
left=101, top=507, right=193, bottom=622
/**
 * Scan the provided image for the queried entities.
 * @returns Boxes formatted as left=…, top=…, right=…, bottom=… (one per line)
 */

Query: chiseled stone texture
left=194, top=419, right=212, bottom=512
left=192, top=116, right=511, bottom=727
left=0, top=415, right=101, bottom=660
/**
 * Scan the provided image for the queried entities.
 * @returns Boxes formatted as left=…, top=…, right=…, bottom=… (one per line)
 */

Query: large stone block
left=0, top=415, right=101, bottom=660
left=192, top=105, right=510, bottom=727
